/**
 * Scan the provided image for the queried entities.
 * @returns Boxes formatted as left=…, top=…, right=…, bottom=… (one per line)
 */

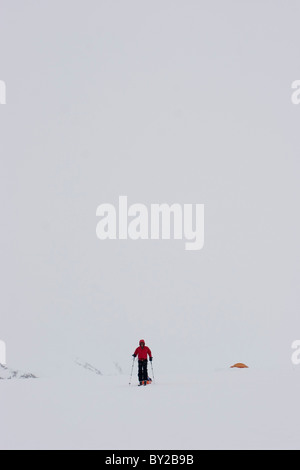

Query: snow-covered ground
left=0, top=366, right=299, bottom=450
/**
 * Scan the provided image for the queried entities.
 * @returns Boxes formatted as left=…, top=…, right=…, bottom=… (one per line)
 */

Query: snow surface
left=0, top=366, right=300, bottom=450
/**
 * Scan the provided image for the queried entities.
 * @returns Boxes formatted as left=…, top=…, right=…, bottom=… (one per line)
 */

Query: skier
left=133, top=339, right=153, bottom=386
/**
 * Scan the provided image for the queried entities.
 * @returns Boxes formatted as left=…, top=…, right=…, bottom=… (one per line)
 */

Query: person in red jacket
left=133, top=339, right=153, bottom=386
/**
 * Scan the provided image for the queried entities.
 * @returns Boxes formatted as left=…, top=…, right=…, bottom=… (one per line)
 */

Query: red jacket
left=134, top=346, right=152, bottom=361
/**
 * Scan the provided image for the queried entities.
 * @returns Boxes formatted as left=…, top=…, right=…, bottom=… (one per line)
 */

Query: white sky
left=0, top=0, right=300, bottom=375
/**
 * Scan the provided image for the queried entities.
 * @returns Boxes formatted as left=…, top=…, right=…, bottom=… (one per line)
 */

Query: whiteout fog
left=96, top=196, right=205, bottom=251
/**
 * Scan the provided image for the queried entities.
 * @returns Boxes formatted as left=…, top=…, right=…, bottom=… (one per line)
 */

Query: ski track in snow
left=0, top=368, right=300, bottom=450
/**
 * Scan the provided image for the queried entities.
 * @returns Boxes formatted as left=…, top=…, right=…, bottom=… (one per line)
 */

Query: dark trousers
left=138, top=360, right=148, bottom=382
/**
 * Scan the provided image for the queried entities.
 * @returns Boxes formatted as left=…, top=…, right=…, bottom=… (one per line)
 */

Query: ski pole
left=150, top=360, right=155, bottom=384
left=129, top=357, right=135, bottom=386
